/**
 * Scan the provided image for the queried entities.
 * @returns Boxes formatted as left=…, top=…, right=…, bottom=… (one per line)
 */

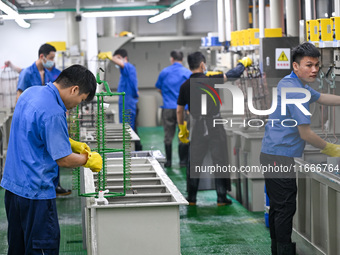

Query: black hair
left=113, top=49, right=128, bottom=58
left=170, top=50, right=184, bottom=61
left=54, top=65, right=97, bottom=102
left=292, top=42, right=320, bottom=64
left=38, top=43, right=56, bottom=57
left=187, top=52, right=206, bottom=70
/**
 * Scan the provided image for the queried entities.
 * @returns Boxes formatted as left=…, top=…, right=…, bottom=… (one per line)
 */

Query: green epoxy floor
left=0, top=126, right=271, bottom=255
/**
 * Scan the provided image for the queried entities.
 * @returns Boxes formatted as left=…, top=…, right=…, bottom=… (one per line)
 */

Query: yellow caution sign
left=275, top=48, right=290, bottom=69
left=278, top=51, right=289, bottom=61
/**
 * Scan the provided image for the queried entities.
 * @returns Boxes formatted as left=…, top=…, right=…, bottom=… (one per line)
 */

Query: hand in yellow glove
left=178, top=121, right=190, bottom=144
left=321, top=142, right=340, bottom=157
left=69, top=138, right=90, bottom=154
left=98, top=51, right=113, bottom=60
left=239, top=57, right=252, bottom=67
left=83, top=151, right=103, bottom=172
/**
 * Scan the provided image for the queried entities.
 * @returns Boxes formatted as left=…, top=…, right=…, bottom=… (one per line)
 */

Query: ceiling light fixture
left=82, top=10, right=159, bottom=18
left=148, top=0, right=200, bottom=23
left=1, top=13, right=55, bottom=20
left=0, top=0, right=30, bottom=28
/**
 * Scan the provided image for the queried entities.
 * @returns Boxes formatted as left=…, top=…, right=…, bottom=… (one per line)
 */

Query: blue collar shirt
left=261, top=71, right=321, bottom=157
left=1, top=82, right=73, bottom=199
left=17, top=62, right=53, bottom=92
left=155, top=62, right=192, bottom=109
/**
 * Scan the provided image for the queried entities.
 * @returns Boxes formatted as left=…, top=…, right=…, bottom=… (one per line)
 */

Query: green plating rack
left=71, top=69, right=131, bottom=198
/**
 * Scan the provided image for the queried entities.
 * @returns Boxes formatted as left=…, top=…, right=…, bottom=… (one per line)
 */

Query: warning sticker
left=275, top=48, right=290, bottom=69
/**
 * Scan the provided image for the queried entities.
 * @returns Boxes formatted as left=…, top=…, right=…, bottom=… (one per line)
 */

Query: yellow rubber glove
left=69, top=138, right=90, bottom=154
left=239, top=57, right=252, bottom=67
left=320, top=142, right=340, bottom=157
left=83, top=151, right=103, bottom=172
left=97, top=51, right=113, bottom=60
left=178, top=121, right=190, bottom=144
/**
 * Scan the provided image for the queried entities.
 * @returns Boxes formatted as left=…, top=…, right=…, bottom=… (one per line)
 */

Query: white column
left=305, top=0, right=312, bottom=20
left=270, top=0, right=283, bottom=29
left=84, top=17, right=98, bottom=76
left=225, top=0, right=232, bottom=41
left=253, top=0, right=258, bottom=28
left=103, top=17, right=116, bottom=37
left=259, top=0, right=265, bottom=38
left=236, top=0, right=249, bottom=30
left=335, top=0, right=340, bottom=17
left=217, top=0, right=226, bottom=42
left=286, top=0, right=299, bottom=37
left=66, top=12, right=80, bottom=49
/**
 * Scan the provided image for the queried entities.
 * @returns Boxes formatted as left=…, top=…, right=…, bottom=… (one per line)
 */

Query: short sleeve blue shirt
left=17, top=62, right=53, bottom=92
left=1, top=82, right=73, bottom=199
left=155, top=62, right=192, bottom=109
left=261, top=71, right=321, bottom=157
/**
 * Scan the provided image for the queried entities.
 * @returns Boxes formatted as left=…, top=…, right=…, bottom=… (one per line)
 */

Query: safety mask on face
left=115, top=64, right=120, bottom=69
left=43, top=57, right=55, bottom=69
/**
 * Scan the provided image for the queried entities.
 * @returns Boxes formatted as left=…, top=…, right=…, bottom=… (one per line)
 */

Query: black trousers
left=188, top=117, right=230, bottom=203
left=260, top=152, right=297, bottom=244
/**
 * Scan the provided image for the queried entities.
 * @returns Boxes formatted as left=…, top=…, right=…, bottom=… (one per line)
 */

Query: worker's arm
left=317, top=93, right=340, bottom=106
left=298, top=124, right=327, bottom=149
left=177, top=105, right=185, bottom=125
left=56, top=153, right=88, bottom=168
left=110, top=55, right=125, bottom=68
left=5, top=61, right=22, bottom=73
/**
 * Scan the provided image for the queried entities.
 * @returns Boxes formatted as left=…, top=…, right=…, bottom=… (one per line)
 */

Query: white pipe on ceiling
left=286, top=0, right=299, bottom=37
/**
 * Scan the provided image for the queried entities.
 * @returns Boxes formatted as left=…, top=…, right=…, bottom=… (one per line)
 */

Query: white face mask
left=115, top=64, right=120, bottom=69
left=43, top=57, right=55, bottom=69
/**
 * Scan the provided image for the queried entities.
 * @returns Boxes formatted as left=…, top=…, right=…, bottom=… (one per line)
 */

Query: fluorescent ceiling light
left=148, top=0, right=200, bottom=23
left=82, top=10, right=159, bottom=18
left=2, top=13, right=55, bottom=20
left=0, top=0, right=31, bottom=28
left=148, top=10, right=171, bottom=23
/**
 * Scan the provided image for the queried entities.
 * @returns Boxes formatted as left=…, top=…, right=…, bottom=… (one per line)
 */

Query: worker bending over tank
left=1, top=65, right=102, bottom=254
left=260, top=42, right=340, bottom=255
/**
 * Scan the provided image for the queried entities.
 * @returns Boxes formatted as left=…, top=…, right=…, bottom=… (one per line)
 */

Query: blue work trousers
left=5, top=190, right=60, bottom=255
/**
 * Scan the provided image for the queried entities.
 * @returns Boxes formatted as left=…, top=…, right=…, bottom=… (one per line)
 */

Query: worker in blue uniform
left=260, top=42, right=340, bottom=255
left=177, top=52, right=251, bottom=206
left=155, top=50, right=192, bottom=167
left=16, top=43, right=56, bottom=101
left=14, top=43, right=70, bottom=196
left=1, top=65, right=102, bottom=254
left=98, top=49, right=142, bottom=150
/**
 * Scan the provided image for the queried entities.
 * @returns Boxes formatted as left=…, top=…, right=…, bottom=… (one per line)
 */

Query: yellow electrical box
left=306, top=20, right=319, bottom=42
left=46, top=41, right=67, bottom=51
left=331, top=17, right=340, bottom=41
left=243, top=29, right=250, bottom=45
left=264, top=28, right=282, bottom=38
left=231, top=31, right=236, bottom=47
left=248, top=28, right=260, bottom=45
left=238, top=30, right=245, bottom=46
left=318, top=18, right=332, bottom=41
left=235, top=31, right=242, bottom=46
